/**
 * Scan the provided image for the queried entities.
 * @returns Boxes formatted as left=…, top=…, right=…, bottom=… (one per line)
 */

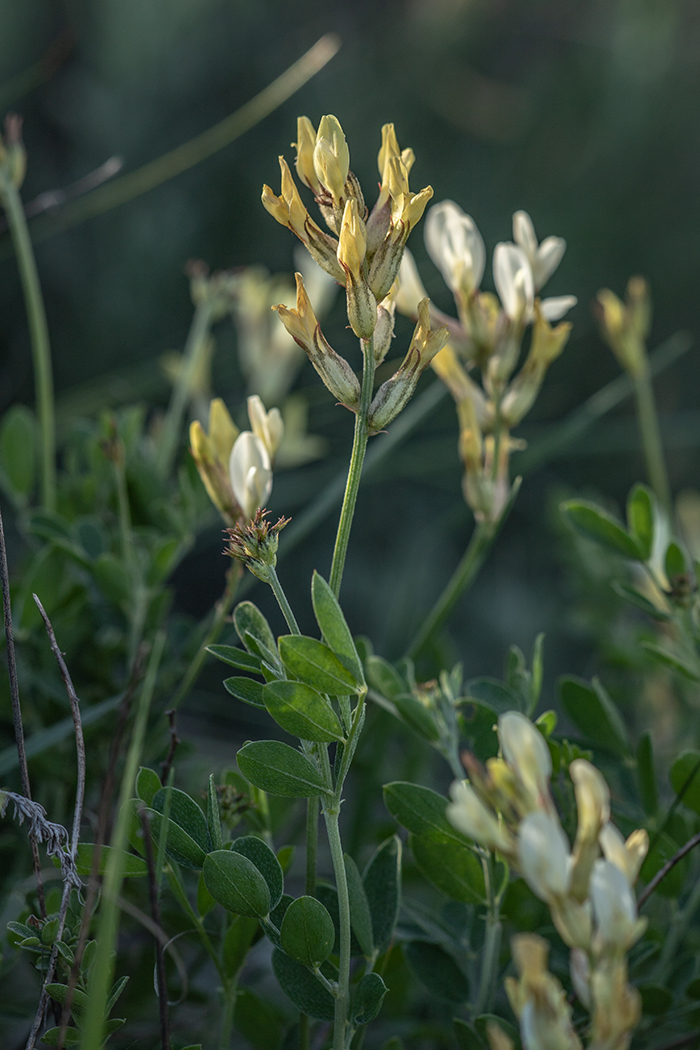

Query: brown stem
left=0, top=507, right=46, bottom=916
left=160, top=708, right=180, bottom=785
left=638, top=830, right=700, bottom=909
left=139, top=809, right=171, bottom=1050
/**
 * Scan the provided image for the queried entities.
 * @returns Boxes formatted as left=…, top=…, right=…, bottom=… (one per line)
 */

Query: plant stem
left=475, top=856, right=502, bottom=1015
left=268, top=564, right=300, bottom=634
left=219, top=978, right=239, bottom=1050
left=171, top=564, right=241, bottom=711
left=306, top=795, right=319, bottom=897
left=324, top=808, right=351, bottom=1050
left=80, top=633, right=164, bottom=1050
left=633, top=358, right=672, bottom=518
left=329, top=338, right=375, bottom=598
left=0, top=170, right=56, bottom=510
left=157, top=299, right=214, bottom=478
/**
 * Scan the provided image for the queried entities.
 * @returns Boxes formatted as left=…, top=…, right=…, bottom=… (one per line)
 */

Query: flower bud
left=518, top=811, right=571, bottom=902
left=189, top=399, right=242, bottom=525
left=596, top=277, right=650, bottom=376
left=568, top=759, right=610, bottom=901
left=293, top=116, right=321, bottom=194
left=313, top=114, right=350, bottom=202
left=598, top=823, right=648, bottom=885
left=0, top=115, right=27, bottom=190
left=498, top=712, right=553, bottom=813
left=273, top=274, right=361, bottom=410
left=367, top=298, right=448, bottom=432
left=229, top=431, right=273, bottom=521
left=425, top=201, right=486, bottom=299
left=512, top=210, right=566, bottom=292
left=373, top=299, right=396, bottom=365
left=590, top=859, right=646, bottom=953
left=225, top=508, right=289, bottom=582
left=493, top=243, right=534, bottom=323
left=338, top=199, right=377, bottom=339
left=505, top=934, right=582, bottom=1050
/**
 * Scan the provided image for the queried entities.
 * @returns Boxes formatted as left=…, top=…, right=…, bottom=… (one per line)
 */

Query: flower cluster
left=225, top=508, right=290, bottom=582
left=396, top=205, right=576, bottom=521
left=596, top=276, right=651, bottom=377
left=1, top=790, right=81, bottom=891
left=447, top=712, right=648, bottom=1050
left=189, top=395, right=283, bottom=524
left=263, top=116, right=449, bottom=432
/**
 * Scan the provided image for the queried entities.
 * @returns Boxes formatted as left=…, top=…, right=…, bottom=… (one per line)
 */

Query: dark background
left=1, top=0, right=699, bottom=718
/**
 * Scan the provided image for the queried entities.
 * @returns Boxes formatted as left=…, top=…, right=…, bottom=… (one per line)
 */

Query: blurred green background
left=1, top=0, right=699, bottom=721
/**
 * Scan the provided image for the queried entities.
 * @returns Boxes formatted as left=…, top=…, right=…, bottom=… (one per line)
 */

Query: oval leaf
left=344, top=854, right=374, bottom=957
left=232, top=835, right=284, bottom=911
left=353, top=972, right=388, bottom=1025
left=281, top=895, right=335, bottom=967
left=626, top=484, right=655, bottom=561
left=558, top=675, right=629, bottom=754
left=263, top=680, right=344, bottom=742
left=410, top=831, right=486, bottom=904
left=312, top=571, right=365, bottom=685
left=135, top=766, right=161, bottom=807
left=203, top=850, right=271, bottom=917
left=234, top=601, right=277, bottom=655
left=670, top=750, right=700, bottom=815
left=561, top=499, right=644, bottom=560
left=404, top=941, right=470, bottom=1003
left=152, top=788, right=212, bottom=853
left=237, top=740, right=329, bottom=798
left=363, top=835, right=401, bottom=951
left=207, top=644, right=262, bottom=674
left=224, top=676, right=266, bottom=708
left=75, top=844, right=148, bottom=879
left=279, top=635, right=360, bottom=695
left=383, top=782, right=466, bottom=845
left=272, top=948, right=335, bottom=1020
left=146, top=810, right=206, bottom=869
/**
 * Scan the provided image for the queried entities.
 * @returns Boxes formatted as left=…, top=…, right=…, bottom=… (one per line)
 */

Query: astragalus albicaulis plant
left=3, top=107, right=700, bottom=1050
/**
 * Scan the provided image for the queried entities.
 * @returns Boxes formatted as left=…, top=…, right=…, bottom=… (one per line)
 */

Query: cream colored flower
left=425, top=200, right=486, bottom=297
left=447, top=780, right=515, bottom=855
left=518, top=811, right=571, bottom=902
left=498, top=712, right=553, bottom=812
left=512, top=210, right=566, bottom=291
left=590, top=859, right=646, bottom=952
left=598, top=823, right=649, bottom=885
left=229, top=431, right=273, bottom=520
left=247, top=395, right=283, bottom=462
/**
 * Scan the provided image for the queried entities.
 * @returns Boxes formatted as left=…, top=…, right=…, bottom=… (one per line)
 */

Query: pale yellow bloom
left=505, top=935, right=582, bottom=1050
left=498, top=712, right=553, bottom=813
left=229, top=431, right=272, bottom=521
left=337, top=198, right=367, bottom=283
left=568, top=759, right=610, bottom=901
left=598, top=824, right=649, bottom=885
left=246, top=395, right=284, bottom=462
left=189, top=399, right=241, bottom=525
left=293, top=116, right=321, bottom=194
left=447, top=780, right=516, bottom=855
left=313, top=114, right=350, bottom=202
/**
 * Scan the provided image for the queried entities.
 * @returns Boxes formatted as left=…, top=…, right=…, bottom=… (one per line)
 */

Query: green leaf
left=145, top=809, right=207, bottom=870
left=232, top=836, right=284, bottom=911
left=410, top=832, right=486, bottom=904
left=223, top=914, right=259, bottom=978
left=466, top=677, right=524, bottom=715
left=312, top=571, right=365, bottom=685
left=670, top=750, right=700, bottom=815
left=278, top=635, right=360, bottom=695
left=234, top=988, right=285, bottom=1050
left=74, top=844, right=148, bottom=878
left=641, top=642, right=700, bottom=682
left=611, top=581, right=671, bottom=620
left=363, top=835, right=401, bottom=951
left=626, top=484, right=655, bottom=561
left=531, top=633, right=544, bottom=710
left=267, top=893, right=294, bottom=950
left=237, top=740, right=329, bottom=798
left=203, top=850, right=271, bottom=917
left=404, top=941, right=470, bottom=1002
left=558, top=676, right=630, bottom=754
left=453, top=1020, right=486, bottom=1050
left=93, top=553, right=131, bottom=605
left=640, top=831, right=689, bottom=898
left=383, top=782, right=466, bottom=845
left=352, top=972, right=388, bottom=1025
left=207, top=774, right=223, bottom=852
left=135, top=767, right=161, bottom=807
left=37, top=1028, right=80, bottom=1046
left=344, top=854, right=374, bottom=957
left=392, top=694, right=439, bottom=742
left=639, top=983, right=674, bottom=1015
left=665, top=541, right=687, bottom=580
left=224, top=676, right=266, bottom=708
left=272, top=948, right=336, bottom=1020
left=197, top=872, right=217, bottom=917
left=263, top=680, right=344, bottom=742
left=0, top=404, right=36, bottom=499
left=366, top=655, right=405, bottom=700
left=637, top=732, right=658, bottom=817
left=234, top=601, right=277, bottom=657
left=561, top=499, right=644, bottom=559
left=281, top=895, right=335, bottom=967
left=46, top=983, right=89, bottom=1015
left=106, top=974, right=129, bottom=1013
left=244, top=631, right=282, bottom=674
left=152, top=788, right=212, bottom=853
left=207, top=644, right=262, bottom=674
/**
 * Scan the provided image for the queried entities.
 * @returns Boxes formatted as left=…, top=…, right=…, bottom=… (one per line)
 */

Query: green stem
left=406, top=516, right=496, bottom=661
left=170, top=564, right=241, bottom=711
left=0, top=171, right=56, bottom=510
left=329, top=338, right=376, bottom=598
left=166, top=863, right=224, bottom=979
left=219, top=977, right=239, bottom=1050
left=632, top=358, right=672, bottom=518
left=81, top=633, right=164, bottom=1050
left=305, top=795, right=319, bottom=897
left=157, top=299, right=214, bottom=478
left=475, top=856, right=502, bottom=1015
left=324, top=808, right=351, bottom=1050
left=268, top=564, right=300, bottom=635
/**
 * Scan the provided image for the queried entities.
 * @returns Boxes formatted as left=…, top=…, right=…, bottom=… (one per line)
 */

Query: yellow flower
left=313, top=114, right=350, bottom=202
left=293, top=116, right=321, bottom=195
left=189, top=399, right=241, bottom=525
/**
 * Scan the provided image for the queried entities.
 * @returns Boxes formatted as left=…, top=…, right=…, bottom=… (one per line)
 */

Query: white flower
left=425, top=200, right=486, bottom=297
left=518, top=811, right=571, bottom=902
left=394, top=248, right=429, bottom=317
left=493, top=243, right=535, bottom=322
left=447, top=780, right=515, bottom=854
left=590, top=859, right=645, bottom=951
left=512, top=210, right=566, bottom=291
left=229, top=431, right=272, bottom=519
left=498, top=712, right=552, bottom=811
left=247, top=394, right=284, bottom=461
left=599, top=823, right=649, bottom=885
left=539, top=296, right=578, bottom=322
